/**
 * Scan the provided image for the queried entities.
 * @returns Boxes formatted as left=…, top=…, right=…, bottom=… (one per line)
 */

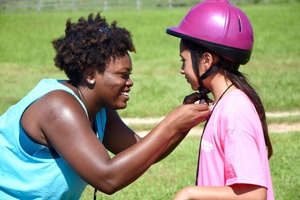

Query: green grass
left=79, top=133, right=300, bottom=200
left=269, top=133, right=300, bottom=199
left=267, top=115, right=300, bottom=124
left=1, top=3, right=300, bottom=117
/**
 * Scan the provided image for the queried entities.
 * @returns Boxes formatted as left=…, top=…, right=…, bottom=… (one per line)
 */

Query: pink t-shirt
left=196, top=89, right=274, bottom=200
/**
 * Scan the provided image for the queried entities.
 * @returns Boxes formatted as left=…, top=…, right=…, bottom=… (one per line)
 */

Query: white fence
left=0, top=0, right=203, bottom=12
left=0, top=0, right=297, bottom=12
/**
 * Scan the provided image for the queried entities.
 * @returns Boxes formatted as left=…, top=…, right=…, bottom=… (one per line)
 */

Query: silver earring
left=90, top=80, right=95, bottom=84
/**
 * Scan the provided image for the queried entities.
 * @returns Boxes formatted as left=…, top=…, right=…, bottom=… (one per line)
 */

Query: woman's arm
left=173, top=184, right=267, bottom=200
left=104, top=106, right=210, bottom=163
left=22, top=91, right=209, bottom=195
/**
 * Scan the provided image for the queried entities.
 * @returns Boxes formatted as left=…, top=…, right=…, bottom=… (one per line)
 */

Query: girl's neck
left=213, top=83, right=235, bottom=104
left=205, top=74, right=236, bottom=103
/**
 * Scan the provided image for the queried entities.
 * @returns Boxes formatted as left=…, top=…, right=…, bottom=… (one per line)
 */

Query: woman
left=0, top=13, right=210, bottom=199
left=166, top=0, right=274, bottom=199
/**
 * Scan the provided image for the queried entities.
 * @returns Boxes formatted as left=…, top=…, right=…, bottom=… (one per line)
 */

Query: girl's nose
left=180, top=66, right=185, bottom=74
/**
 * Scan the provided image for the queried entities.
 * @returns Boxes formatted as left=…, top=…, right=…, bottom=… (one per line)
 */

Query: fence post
left=72, top=0, right=76, bottom=11
left=136, top=0, right=141, bottom=10
left=37, top=0, right=41, bottom=12
left=104, top=0, right=108, bottom=10
left=168, top=0, right=173, bottom=8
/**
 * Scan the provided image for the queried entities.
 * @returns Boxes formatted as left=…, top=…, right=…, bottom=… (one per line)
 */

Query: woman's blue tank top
left=0, top=79, right=106, bottom=199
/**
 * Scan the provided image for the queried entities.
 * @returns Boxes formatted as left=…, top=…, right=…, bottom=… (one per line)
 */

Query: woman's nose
left=126, top=78, right=134, bottom=87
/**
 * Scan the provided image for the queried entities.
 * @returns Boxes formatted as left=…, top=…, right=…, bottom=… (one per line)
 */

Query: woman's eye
left=122, top=73, right=131, bottom=79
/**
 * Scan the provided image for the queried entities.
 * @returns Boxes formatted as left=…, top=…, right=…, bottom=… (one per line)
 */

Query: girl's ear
left=201, top=52, right=215, bottom=71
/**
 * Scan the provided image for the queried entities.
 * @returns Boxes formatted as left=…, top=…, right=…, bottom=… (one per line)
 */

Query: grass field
left=0, top=2, right=300, bottom=200
left=81, top=133, right=300, bottom=200
left=1, top=3, right=300, bottom=117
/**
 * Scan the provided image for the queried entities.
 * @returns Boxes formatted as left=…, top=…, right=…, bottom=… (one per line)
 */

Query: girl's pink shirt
left=196, top=89, right=274, bottom=200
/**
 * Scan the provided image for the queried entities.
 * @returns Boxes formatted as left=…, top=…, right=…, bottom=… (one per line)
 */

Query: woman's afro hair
left=52, top=12, right=136, bottom=85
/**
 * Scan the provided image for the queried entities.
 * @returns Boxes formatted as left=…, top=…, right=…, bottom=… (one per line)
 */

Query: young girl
left=166, top=0, right=274, bottom=199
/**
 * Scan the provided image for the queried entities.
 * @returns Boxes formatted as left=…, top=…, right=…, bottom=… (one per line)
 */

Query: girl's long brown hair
left=223, top=69, right=273, bottom=159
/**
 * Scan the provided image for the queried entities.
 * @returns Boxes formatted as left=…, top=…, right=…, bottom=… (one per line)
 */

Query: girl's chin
left=191, top=83, right=202, bottom=91
left=191, top=86, right=198, bottom=91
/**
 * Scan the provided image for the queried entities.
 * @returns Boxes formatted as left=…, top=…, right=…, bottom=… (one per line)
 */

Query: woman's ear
left=83, top=68, right=96, bottom=85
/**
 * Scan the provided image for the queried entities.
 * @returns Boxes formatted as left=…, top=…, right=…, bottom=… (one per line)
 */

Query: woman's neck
left=61, top=81, right=100, bottom=123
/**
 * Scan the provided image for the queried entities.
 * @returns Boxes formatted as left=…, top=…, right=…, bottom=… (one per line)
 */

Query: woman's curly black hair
left=52, top=12, right=136, bottom=86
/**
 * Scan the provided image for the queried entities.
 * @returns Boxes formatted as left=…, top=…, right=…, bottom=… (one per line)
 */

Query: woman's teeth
left=122, top=92, right=129, bottom=97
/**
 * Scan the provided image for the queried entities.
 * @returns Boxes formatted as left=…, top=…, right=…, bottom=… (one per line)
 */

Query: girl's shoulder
left=216, top=89, right=256, bottom=118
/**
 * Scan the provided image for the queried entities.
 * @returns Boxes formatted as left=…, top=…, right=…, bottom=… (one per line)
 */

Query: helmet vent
left=238, top=18, right=242, bottom=32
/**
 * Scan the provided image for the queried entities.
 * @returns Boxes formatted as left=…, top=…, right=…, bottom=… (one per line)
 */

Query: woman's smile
left=120, top=91, right=130, bottom=99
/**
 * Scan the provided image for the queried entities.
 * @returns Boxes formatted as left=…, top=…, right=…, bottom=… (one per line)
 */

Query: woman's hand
left=163, top=103, right=210, bottom=135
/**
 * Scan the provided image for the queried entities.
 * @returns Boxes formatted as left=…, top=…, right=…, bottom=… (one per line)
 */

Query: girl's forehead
left=180, top=41, right=189, bottom=50
left=180, top=44, right=190, bottom=55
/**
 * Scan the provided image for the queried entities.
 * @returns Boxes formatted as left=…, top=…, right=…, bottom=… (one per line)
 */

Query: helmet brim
left=166, top=27, right=252, bottom=65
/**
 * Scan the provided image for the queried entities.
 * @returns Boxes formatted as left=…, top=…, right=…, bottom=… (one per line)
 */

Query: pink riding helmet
left=166, top=0, right=254, bottom=65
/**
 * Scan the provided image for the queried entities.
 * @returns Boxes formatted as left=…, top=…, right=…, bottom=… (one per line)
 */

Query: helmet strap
left=200, top=61, right=222, bottom=79
left=189, top=43, right=223, bottom=97
left=219, top=57, right=240, bottom=71
left=189, top=43, right=210, bottom=96
left=198, top=61, right=221, bottom=99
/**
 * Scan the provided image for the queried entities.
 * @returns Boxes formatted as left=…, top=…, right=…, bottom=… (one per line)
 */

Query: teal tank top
left=0, top=79, right=106, bottom=199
